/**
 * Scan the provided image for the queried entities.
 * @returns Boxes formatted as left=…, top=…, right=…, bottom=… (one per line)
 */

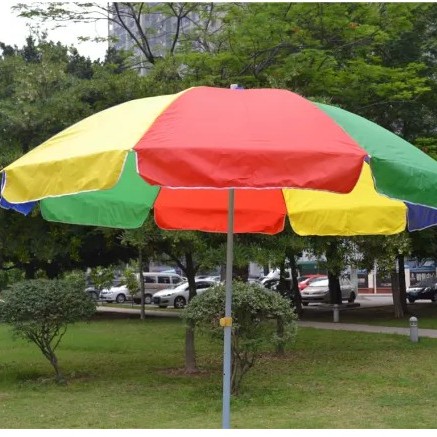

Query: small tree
left=184, top=281, right=298, bottom=395
left=89, top=266, right=116, bottom=293
left=124, top=266, right=140, bottom=308
left=120, top=227, right=152, bottom=320
left=0, top=277, right=96, bottom=384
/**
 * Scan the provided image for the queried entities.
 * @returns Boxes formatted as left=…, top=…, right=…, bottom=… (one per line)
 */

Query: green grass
left=1, top=311, right=437, bottom=428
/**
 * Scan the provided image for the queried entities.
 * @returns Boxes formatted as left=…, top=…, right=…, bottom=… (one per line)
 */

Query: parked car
left=196, top=275, right=221, bottom=282
left=262, top=275, right=327, bottom=292
left=300, top=277, right=357, bottom=305
left=406, top=277, right=437, bottom=303
left=99, top=284, right=131, bottom=303
left=152, top=279, right=218, bottom=309
left=85, top=286, right=100, bottom=301
left=262, top=278, right=284, bottom=290
left=260, top=268, right=290, bottom=286
left=298, top=274, right=328, bottom=290
left=100, top=272, right=184, bottom=304
left=85, top=276, right=123, bottom=301
left=132, top=272, right=184, bottom=304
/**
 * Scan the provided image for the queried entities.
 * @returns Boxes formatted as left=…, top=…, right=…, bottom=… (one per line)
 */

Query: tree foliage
left=88, top=265, right=117, bottom=292
left=12, top=2, right=437, bottom=147
left=0, top=37, right=143, bottom=279
left=0, top=276, right=96, bottom=383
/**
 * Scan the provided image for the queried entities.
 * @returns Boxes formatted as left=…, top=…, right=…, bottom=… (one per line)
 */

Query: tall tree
left=0, top=36, right=150, bottom=280
left=16, top=2, right=223, bottom=72
left=351, top=233, right=411, bottom=318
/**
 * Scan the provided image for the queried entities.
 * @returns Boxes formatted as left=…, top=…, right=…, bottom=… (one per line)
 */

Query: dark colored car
left=406, top=277, right=437, bottom=303
left=262, top=278, right=286, bottom=290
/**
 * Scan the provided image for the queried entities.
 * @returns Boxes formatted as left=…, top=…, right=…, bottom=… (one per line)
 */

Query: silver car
left=99, top=284, right=132, bottom=303
left=301, top=277, right=357, bottom=306
left=153, top=279, right=217, bottom=309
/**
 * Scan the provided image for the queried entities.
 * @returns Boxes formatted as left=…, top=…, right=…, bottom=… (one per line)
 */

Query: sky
left=0, top=1, right=108, bottom=60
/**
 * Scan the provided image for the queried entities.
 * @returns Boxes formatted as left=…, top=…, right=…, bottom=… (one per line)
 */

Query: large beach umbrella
left=2, top=86, right=437, bottom=428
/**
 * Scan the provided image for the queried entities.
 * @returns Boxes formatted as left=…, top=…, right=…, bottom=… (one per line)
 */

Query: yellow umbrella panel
left=1, top=92, right=185, bottom=203
left=284, top=162, right=407, bottom=236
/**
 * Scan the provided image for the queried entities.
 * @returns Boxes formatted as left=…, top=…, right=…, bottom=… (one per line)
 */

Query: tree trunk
left=185, top=253, right=197, bottom=302
left=277, top=259, right=288, bottom=298
left=398, top=254, right=408, bottom=315
left=288, top=250, right=303, bottom=315
left=275, top=317, right=285, bottom=355
left=231, top=335, right=255, bottom=395
left=184, top=323, right=198, bottom=373
left=392, top=255, right=408, bottom=318
left=138, top=247, right=146, bottom=320
left=233, top=264, right=249, bottom=282
left=184, top=252, right=198, bottom=373
left=220, top=264, right=226, bottom=281
left=328, top=272, right=342, bottom=304
left=23, top=262, right=37, bottom=279
left=45, top=262, right=61, bottom=279
left=391, top=270, right=404, bottom=318
left=325, top=242, right=342, bottom=304
left=47, top=348, right=66, bottom=384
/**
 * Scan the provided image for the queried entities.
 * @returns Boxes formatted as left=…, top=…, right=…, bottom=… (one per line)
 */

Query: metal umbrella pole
left=222, top=83, right=242, bottom=429
left=221, top=188, right=234, bottom=429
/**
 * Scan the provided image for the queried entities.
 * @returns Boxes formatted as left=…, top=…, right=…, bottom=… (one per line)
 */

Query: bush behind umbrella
left=183, top=281, right=298, bottom=394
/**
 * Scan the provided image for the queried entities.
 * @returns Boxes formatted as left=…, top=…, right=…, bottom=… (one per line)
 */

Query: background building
left=108, top=2, right=219, bottom=74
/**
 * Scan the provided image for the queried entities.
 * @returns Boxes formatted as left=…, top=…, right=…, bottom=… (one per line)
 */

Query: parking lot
left=97, top=293, right=396, bottom=314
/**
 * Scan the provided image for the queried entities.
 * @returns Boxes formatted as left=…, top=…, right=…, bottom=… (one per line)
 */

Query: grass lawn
left=1, top=311, right=437, bottom=429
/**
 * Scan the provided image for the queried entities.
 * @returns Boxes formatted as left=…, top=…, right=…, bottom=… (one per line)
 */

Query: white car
left=153, top=279, right=218, bottom=309
left=132, top=272, right=184, bottom=304
left=300, top=277, right=357, bottom=306
left=99, top=284, right=132, bottom=303
left=100, top=272, right=185, bottom=304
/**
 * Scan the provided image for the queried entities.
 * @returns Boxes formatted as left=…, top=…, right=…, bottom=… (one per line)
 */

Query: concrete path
left=96, top=305, right=180, bottom=318
left=298, top=320, right=437, bottom=339
left=96, top=305, right=437, bottom=339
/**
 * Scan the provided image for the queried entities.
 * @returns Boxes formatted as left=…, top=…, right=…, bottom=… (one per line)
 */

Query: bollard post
left=409, top=316, right=419, bottom=342
left=333, top=304, right=340, bottom=323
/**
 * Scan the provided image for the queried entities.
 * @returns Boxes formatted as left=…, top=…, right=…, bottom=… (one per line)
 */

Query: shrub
left=183, top=281, right=298, bottom=394
left=0, top=278, right=96, bottom=383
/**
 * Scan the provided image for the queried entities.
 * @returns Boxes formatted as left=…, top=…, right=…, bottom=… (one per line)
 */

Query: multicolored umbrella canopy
left=2, top=86, right=437, bottom=235
left=2, top=85, right=437, bottom=430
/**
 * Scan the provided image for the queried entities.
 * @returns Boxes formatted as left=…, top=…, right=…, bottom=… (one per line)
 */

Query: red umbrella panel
left=3, top=86, right=437, bottom=236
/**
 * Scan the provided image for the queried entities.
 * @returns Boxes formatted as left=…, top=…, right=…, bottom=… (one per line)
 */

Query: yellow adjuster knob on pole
left=220, top=317, right=232, bottom=327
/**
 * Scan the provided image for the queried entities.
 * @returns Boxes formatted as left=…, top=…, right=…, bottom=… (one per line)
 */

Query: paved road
left=355, top=293, right=394, bottom=307
left=302, top=293, right=394, bottom=310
